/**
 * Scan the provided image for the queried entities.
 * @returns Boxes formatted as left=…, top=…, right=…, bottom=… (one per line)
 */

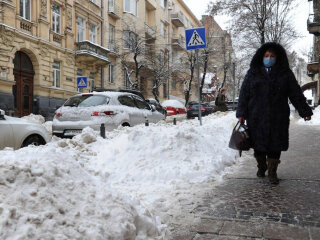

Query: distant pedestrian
left=215, top=88, right=228, bottom=112
left=236, top=42, right=313, bottom=184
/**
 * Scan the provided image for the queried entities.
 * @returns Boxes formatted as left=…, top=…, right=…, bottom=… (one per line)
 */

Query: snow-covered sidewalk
left=0, top=112, right=239, bottom=239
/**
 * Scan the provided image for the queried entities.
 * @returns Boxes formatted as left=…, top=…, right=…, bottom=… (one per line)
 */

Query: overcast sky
left=183, top=0, right=313, bottom=59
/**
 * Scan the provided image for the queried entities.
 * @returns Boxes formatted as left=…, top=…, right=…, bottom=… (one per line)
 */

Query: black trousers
left=254, top=150, right=281, bottom=159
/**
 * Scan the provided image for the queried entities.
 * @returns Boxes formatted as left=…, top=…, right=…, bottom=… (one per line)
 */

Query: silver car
left=52, top=91, right=165, bottom=138
left=0, top=109, right=51, bottom=150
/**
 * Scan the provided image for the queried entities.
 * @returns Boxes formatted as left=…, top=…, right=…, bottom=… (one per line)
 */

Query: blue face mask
left=263, top=57, right=276, bottom=67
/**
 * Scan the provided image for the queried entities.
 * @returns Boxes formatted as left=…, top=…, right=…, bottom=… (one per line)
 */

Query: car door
left=132, top=96, right=162, bottom=123
left=0, top=116, right=14, bottom=149
left=117, top=95, right=142, bottom=126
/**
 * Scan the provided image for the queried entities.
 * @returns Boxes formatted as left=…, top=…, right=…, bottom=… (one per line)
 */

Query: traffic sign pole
left=185, top=27, right=206, bottom=126
left=195, top=49, right=202, bottom=126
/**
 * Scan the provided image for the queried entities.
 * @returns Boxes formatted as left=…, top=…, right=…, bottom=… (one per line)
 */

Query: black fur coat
left=236, top=42, right=313, bottom=152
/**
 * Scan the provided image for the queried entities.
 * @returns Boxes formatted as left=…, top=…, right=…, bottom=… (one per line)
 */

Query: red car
left=162, top=100, right=186, bottom=116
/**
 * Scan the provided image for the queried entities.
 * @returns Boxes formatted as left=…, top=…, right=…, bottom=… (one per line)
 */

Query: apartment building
left=0, top=0, right=109, bottom=118
left=0, top=0, right=203, bottom=119
left=306, top=0, right=320, bottom=104
left=201, top=15, right=234, bottom=100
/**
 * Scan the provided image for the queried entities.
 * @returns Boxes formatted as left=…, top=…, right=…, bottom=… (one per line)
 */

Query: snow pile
left=78, top=112, right=238, bottom=218
left=0, top=133, right=166, bottom=239
left=21, top=114, right=45, bottom=124
left=297, top=106, right=320, bottom=125
left=0, top=111, right=239, bottom=239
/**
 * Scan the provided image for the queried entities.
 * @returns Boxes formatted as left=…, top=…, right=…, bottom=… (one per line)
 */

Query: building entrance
left=13, top=51, right=34, bottom=117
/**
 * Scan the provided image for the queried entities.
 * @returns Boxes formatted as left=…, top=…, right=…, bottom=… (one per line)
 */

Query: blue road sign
left=77, top=76, right=88, bottom=88
left=185, top=27, right=207, bottom=50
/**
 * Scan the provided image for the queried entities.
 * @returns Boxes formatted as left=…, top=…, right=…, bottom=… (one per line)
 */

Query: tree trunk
left=134, top=53, right=139, bottom=90
left=152, top=86, right=159, bottom=103
left=200, top=51, right=208, bottom=101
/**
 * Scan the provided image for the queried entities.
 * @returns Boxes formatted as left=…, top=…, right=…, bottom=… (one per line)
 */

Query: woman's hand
left=238, top=117, right=245, bottom=124
left=304, top=116, right=311, bottom=121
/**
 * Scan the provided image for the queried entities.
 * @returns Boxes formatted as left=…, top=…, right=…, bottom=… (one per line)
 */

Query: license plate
left=64, top=129, right=82, bottom=136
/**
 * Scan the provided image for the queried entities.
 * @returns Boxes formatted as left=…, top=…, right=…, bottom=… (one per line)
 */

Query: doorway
left=13, top=51, right=34, bottom=117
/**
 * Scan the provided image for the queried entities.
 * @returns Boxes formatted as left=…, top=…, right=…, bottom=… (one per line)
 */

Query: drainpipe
left=101, top=0, right=104, bottom=89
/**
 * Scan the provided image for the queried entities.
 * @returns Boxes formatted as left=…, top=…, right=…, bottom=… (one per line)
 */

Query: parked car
left=52, top=91, right=165, bottom=138
left=162, top=100, right=186, bottom=116
left=187, top=102, right=214, bottom=118
left=187, top=103, right=206, bottom=119
left=226, top=101, right=238, bottom=111
left=0, top=109, right=51, bottom=150
left=146, top=99, right=167, bottom=117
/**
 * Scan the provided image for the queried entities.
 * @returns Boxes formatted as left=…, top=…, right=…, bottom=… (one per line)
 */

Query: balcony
left=171, top=12, right=184, bottom=27
left=172, top=37, right=185, bottom=51
left=146, top=0, right=156, bottom=10
left=307, top=14, right=320, bottom=36
left=76, top=41, right=110, bottom=65
left=108, top=0, right=120, bottom=19
left=108, top=43, right=120, bottom=56
left=145, top=23, right=156, bottom=40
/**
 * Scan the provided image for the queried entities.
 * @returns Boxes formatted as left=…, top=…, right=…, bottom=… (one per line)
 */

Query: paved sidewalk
left=170, top=122, right=320, bottom=240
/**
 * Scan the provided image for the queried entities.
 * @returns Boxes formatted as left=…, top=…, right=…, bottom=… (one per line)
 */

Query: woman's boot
left=267, top=158, right=281, bottom=184
left=254, top=154, right=267, bottom=177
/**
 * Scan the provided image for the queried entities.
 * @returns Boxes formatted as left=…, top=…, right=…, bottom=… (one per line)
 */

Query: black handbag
left=228, top=121, right=251, bottom=156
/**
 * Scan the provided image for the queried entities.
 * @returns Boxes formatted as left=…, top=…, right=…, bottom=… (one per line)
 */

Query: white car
left=52, top=91, right=165, bottom=138
left=0, top=109, right=51, bottom=150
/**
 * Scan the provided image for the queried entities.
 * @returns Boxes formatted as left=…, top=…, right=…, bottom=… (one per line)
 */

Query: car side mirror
left=151, top=105, right=156, bottom=112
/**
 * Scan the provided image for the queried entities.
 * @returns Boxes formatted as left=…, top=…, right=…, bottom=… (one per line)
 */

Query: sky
left=183, top=0, right=313, bottom=59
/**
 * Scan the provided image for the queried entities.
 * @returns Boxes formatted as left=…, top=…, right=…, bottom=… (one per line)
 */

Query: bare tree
left=145, top=49, right=171, bottom=102
left=119, top=24, right=148, bottom=90
left=208, top=0, right=299, bottom=50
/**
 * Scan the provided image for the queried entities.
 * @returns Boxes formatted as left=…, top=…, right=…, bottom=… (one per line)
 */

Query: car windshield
left=64, top=95, right=110, bottom=107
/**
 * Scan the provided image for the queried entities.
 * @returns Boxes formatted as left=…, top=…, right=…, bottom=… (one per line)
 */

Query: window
left=118, top=95, right=136, bottom=107
left=132, top=96, right=151, bottom=110
left=160, top=0, right=165, bottom=8
left=89, top=72, right=94, bottom=92
left=20, top=0, right=31, bottom=20
left=160, top=22, right=165, bottom=38
left=90, top=24, right=97, bottom=43
left=123, top=30, right=137, bottom=49
left=109, top=24, right=115, bottom=50
left=52, top=61, right=61, bottom=88
left=109, top=65, right=114, bottom=83
left=124, top=0, right=137, bottom=15
left=77, top=17, right=85, bottom=42
left=89, top=0, right=98, bottom=5
left=52, top=4, right=60, bottom=33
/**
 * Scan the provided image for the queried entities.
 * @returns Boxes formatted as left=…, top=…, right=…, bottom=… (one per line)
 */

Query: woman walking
left=236, top=42, right=313, bottom=184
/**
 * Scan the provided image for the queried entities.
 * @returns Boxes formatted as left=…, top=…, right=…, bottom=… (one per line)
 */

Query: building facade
left=306, top=0, right=320, bottom=104
left=0, top=0, right=209, bottom=119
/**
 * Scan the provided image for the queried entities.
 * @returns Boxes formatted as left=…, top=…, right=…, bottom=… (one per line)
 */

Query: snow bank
left=297, top=106, right=320, bottom=125
left=0, top=112, right=239, bottom=239
left=0, top=130, right=166, bottom=239
left=79, top=112, right=239, bottom=221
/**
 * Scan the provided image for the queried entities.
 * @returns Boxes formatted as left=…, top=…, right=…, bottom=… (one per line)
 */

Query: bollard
left=173, top=117, right=177, bottom=125
left=100, top=123, right=106, bottom=139
left=145, top=119, right=149, bottom=126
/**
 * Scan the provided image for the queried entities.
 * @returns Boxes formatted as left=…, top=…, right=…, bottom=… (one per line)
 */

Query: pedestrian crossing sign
left=77, top=76, right=88, bottom=88
left=185, top=27, right=206, bottom=50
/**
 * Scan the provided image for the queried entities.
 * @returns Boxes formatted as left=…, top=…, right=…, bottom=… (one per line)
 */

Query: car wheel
left=22, top=135, right=45, bottom=148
